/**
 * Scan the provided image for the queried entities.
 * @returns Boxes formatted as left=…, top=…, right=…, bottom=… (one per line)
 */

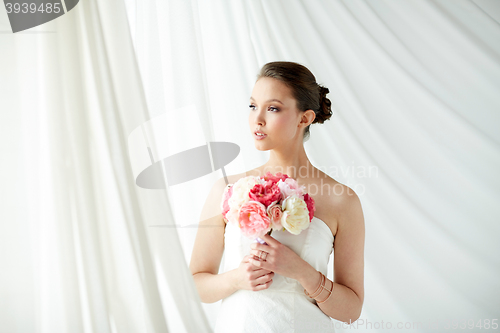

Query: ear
left=299, top=109, right=316, bottom=129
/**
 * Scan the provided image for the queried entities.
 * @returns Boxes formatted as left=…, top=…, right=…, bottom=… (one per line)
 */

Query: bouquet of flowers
left=220, top=171, right=316, bottom=245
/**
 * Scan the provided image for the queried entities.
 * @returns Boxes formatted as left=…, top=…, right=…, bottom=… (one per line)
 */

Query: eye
left=248, top=104, right=279, bottom=112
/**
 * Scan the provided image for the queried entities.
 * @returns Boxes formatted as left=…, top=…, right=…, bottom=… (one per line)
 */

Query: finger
left=257, top=272, right=274, bottom=283
left=250, top=249, right=261, bottom=257
left=260, top=271, right=274, bottom=279
left=250, top=267, right=264, bottom=273
left=249, top=263, right=270, bottom=273
left=249, top=257, right=265, bottom=269
left=254, top=278, right=273, bottom=290
left=260, top=233, right=281, bottom=247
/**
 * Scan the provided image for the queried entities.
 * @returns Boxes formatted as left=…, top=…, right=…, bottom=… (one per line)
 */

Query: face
left=248, top=77, right=314, bottom=151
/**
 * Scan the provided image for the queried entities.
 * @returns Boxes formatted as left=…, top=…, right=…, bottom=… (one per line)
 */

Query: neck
left=262, top=144, right=313, bottom=180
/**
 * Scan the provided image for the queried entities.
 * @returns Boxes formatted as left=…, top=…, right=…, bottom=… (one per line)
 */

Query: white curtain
left=0, top=0, right=209, bottom=332
left=1, top=0, right=499, bottom=332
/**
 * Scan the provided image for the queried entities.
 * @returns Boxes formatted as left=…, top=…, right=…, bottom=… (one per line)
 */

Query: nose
left=253, top=108, right=266, bottom=127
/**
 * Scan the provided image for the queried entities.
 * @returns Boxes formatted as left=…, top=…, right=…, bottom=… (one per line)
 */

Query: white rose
left=281, top=196, right=310, bottom=235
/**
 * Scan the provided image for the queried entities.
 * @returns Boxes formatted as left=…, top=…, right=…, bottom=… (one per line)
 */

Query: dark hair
left=256, top=61, right=333, bottom=141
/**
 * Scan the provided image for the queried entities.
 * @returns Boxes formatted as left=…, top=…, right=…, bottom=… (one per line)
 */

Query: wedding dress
left=213, top=215, right=336, bottom=333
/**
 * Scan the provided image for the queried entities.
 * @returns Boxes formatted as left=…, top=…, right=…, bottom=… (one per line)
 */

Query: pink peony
left=238, top=201, right=271, bottom=239
left=249, top=182, right=281, bottom=207
left=277, top=178, right=306, bottom=199
left=303, top=193, right=316, bottom=222
left=266, top=202, right=283, bottom=230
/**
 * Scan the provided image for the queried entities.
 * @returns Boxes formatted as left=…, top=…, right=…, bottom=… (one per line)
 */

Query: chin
left=254, top=143, right=271, bottom=151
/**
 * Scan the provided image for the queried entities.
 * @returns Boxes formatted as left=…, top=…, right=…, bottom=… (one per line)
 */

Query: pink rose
left=238, top=201, right=271, bottom=238
left=303, top=193, right=316, bottom=222
left=249, top=183, right=281, bottom=207
left=221, top=184, right=233, bottom=219
left=266, top=202, right=283, bottom=230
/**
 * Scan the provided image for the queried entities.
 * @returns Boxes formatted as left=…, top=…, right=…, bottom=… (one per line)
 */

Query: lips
left=254, top=130, right=267, bottom=140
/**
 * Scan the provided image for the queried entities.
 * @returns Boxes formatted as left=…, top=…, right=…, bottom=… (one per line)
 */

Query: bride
left=190, top=61, right=365, bottom=332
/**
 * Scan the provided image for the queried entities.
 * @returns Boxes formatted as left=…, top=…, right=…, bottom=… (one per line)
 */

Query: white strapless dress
left=214, top=216, right=336, bottom=333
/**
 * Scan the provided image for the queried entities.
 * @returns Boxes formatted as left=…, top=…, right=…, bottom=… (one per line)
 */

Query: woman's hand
left=248, top=233, right=306, bottom=280
left=233, top=254, right=275, bottom=291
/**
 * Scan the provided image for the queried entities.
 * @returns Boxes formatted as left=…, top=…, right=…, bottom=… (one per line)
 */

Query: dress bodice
left=222, top=216, right=334, bottom=302
left=214, top=215, right=336, bottom=332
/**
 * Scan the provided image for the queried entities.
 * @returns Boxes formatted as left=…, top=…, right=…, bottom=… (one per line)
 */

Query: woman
left=190, top=61, right=365, bottom=332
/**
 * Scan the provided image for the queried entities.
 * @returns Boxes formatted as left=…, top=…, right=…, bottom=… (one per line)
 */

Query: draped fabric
left=0, top=1, right=208, bottom=332
left=1, top=0, right=499, bottom=332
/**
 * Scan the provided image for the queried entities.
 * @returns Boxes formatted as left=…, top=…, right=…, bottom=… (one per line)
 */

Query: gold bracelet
left=316, top=277, right=334, bottom=304
left=303, top=271, right=324, bottom=299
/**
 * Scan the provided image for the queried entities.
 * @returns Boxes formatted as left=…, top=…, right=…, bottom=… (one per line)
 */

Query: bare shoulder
left=326, top=177, right=364, bottom=241
left=309, top=170, right=361, bottom=238
left=324, top=174, right=361, bottom=214
left=337, top=186, right=363, bottom=229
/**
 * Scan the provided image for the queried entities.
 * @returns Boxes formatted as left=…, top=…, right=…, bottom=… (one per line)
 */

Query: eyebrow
left=249, top=97, right=284, bottom=104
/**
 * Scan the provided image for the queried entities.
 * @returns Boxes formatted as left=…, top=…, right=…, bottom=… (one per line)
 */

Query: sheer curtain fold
left=1, top=0, right=211, bottom=332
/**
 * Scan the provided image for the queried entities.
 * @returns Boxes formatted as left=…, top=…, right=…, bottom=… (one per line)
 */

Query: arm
left=191, top=270, right=239, bottom=304
left=189, top=177, right=236, bottom=303
left=297, top=189, right=365, bottom=323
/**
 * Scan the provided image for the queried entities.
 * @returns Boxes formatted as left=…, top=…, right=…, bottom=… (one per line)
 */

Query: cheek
left=274, top=116, right=297, bottom=137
